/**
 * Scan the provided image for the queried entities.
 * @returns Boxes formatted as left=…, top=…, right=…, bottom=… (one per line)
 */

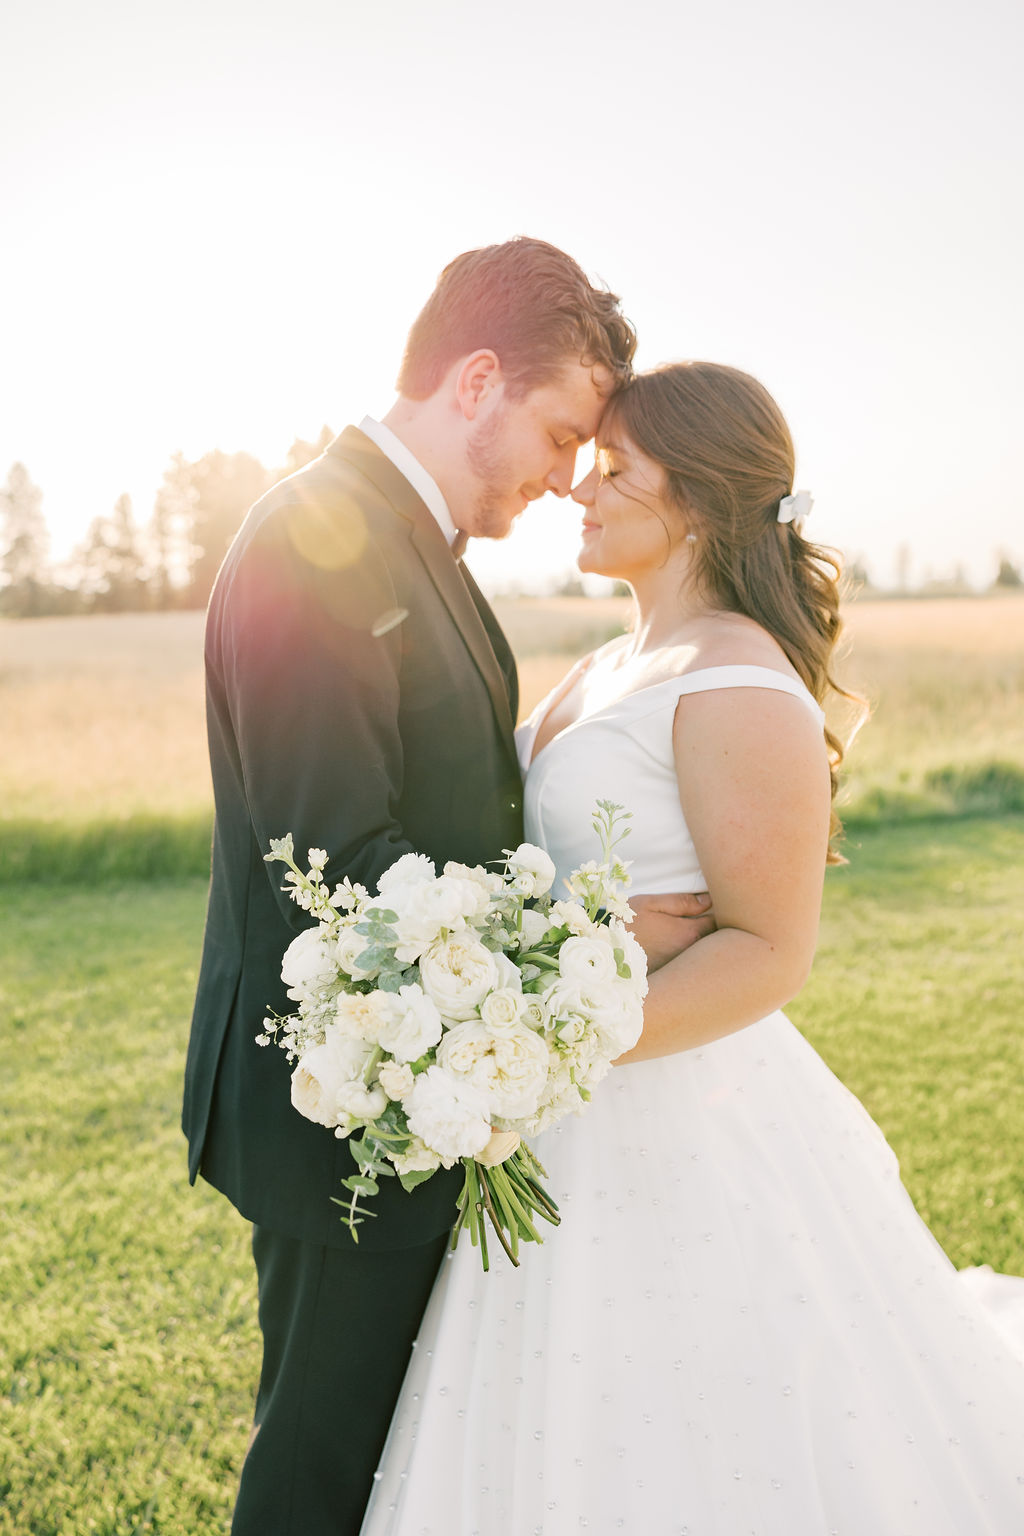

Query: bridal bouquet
left=257, top=802, right=647, bottom=1270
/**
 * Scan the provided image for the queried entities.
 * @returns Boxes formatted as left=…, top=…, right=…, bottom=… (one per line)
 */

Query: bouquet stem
left=453, top=1144, right=560, bottom=1272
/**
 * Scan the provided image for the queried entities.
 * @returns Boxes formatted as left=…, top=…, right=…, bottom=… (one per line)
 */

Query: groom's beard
left=464, top=406, right=522, bottom=540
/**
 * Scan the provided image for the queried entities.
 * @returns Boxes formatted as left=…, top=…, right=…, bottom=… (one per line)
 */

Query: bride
left=361, top=361, right=1024, bottom=1534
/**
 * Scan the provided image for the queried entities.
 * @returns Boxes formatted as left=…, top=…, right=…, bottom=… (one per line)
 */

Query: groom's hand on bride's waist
left=628, top=892, right=715, bottom=972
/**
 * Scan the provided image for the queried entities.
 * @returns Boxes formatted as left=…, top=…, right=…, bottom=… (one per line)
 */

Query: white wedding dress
left=362, top=667, right=1024, bottom=1535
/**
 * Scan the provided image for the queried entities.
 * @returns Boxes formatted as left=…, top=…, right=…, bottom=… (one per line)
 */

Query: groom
left=183, top=237, right=706, bottom=1535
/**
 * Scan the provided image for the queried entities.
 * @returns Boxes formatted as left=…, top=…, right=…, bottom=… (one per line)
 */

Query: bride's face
left=572, top=431, right=680, bottom=580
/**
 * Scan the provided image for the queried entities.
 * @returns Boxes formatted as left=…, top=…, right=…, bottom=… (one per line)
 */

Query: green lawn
left=1, top=818, right=1022, bottom=1533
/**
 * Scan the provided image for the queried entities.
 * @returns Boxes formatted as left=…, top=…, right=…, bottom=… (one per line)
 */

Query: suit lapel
left=329, top=428, right=517, bottom=744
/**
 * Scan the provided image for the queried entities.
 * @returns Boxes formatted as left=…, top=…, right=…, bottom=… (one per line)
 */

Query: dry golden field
left=2, top=593, right=1022, bottom=823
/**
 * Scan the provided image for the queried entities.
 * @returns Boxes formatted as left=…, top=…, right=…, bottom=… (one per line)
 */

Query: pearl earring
left=685, top=533, right=697, bottom=544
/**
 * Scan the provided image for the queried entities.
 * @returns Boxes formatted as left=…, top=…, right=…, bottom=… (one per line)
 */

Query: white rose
left=334, top=925, right=375, bottom=979
left=505, top=843, right=556, bottom=898
left=476, top=1129, right=521, bottom=1167
left=289, top=1032, right=375, bottom=1127
left=280, top=927, right=337, bottom=1001
left=334, top=990, right=397, bottom=1045
left=376, top=852, right=436, bottom=894
left=436, top=1017, right=550, bottom=1120
left=377, top=1059, right=416, bottom=1101
left=406, top=1066, right=492, bottom=1165
left=517, top=907, right=552, bottom=951
left=557, top=934, right=619, bottom=988
left=479, top=987, right=525, bottom=1030
left=519, top=994, right=550, bottom=1032
left=419, top=935, right=498, bottom=1021
left=375, top=983, right=444, bottom=1063
left=492, top=951, right=525, bottom=992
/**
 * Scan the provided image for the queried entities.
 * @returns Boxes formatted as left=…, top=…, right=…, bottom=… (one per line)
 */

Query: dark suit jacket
left=182, top=428, right=524, bottom=1252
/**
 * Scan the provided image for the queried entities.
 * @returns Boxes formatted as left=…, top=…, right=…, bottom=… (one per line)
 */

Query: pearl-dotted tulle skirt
left=361, top=1013, right=1024, bottom=1535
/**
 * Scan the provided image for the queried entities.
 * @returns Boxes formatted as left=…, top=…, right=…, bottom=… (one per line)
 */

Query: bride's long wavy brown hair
left=605, top=360, right=861, bottom=861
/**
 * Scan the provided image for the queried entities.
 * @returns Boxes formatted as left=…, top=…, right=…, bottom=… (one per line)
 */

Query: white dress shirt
left=359, top=415, right=459, bottom=549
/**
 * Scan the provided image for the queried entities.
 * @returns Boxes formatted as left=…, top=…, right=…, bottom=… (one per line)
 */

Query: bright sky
left=2, top=0, right=1021, bottom=594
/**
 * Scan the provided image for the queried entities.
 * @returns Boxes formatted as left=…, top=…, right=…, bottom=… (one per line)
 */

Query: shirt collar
left=358, top=415, right=459, bottom=548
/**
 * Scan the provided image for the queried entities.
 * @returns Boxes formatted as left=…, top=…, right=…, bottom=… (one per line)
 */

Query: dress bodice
left=516, top=665, right=826, bottom=897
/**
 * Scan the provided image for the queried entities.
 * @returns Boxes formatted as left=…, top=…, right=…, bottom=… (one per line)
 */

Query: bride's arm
left=616, top=688, right=832, bottom=1064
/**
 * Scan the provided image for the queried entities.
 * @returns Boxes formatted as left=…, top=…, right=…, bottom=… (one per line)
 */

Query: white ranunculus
left=280, top=927, right=338, bottom=1001
left=376, top=852, right=436, bottom=894
left=375, top=983, right=444, bottom=1063
left=586, top=984, right=645, bottom=1057
left=419, top=934, right=499, bottom=1021
left=517, top=907, right=552, bottom=950
left=558, top=934, right=619, bottom=988
left=289, top=1033, right=375, bottom=1127
left=436, top=1017, right=550, bottom=1121
left=406, top=1066, right=492, bottom=1165
left=607, top=919, right=650, bottom=997
left=377, top=1059, right=416, bottom=1101
left=505, top=843, right=557, bottom=898
left=479, top=987, right=526, bottom=1030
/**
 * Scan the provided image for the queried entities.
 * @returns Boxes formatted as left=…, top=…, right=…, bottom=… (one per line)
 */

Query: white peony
left=505, top=843, right=557, bottom=898
left=280, top=927, right=338, bottom=1002
left=289, top=1032, right=376, bottom=1127
left=419, top=934, right=498, bottom=1021
left=443, top=860, right=504, bottom=900
left=436, top=1017, right=550, bottom=1120
left=376, top=852, right=435, bottom=894
left=374, top=984, right=444, bottom=1063
left=366, top=873, right=484, bottom=964
left=406, top=1067, right=492, bottom=1165
left=557, top=934, right=620, bottom=989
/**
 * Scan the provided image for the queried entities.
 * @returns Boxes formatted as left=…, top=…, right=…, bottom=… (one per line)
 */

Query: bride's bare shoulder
left=680, top=613, right=800, bottom=681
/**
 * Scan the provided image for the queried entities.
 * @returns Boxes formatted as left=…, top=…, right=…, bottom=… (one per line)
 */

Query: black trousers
left=231, top=1224, right=450, bottom=1536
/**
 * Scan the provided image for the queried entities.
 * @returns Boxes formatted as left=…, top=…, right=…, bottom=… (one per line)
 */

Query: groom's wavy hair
left=605, top=361, right=865, bottom=861
left=396, top=238, right=637, bottom=399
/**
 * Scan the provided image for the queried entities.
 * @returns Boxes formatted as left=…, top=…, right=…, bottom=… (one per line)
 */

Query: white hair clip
left=777, top=490, right=813, bottom=526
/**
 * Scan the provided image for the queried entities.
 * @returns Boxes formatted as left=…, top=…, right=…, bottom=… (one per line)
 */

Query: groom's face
left=462, top=360, right=613, bottom=540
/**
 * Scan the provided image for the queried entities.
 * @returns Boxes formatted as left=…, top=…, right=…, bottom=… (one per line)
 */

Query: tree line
left=0, top=428, right=334, bottom=617
left=2, top=436, right=1022, bottom=616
